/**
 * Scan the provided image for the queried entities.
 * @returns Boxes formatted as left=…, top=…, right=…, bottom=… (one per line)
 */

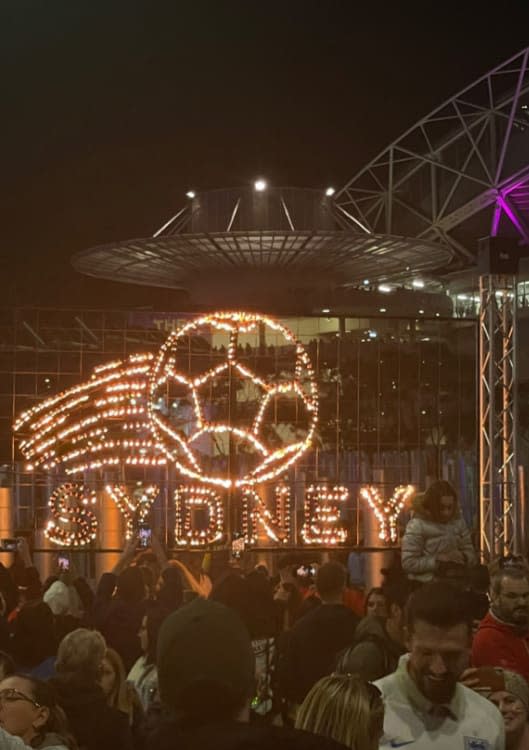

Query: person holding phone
left=276, top=562, right=359, bottom=708
left=401, top=480, right=476, bottom=584
left=43, top=557, right=83, bottom=627
left=99, top=566, right=147, bottom=673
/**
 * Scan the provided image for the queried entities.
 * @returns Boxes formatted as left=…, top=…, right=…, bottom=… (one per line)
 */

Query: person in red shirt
left=472, top=558, right=529, bottom=681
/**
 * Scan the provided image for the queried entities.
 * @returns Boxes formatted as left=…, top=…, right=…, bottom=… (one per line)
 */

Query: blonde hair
left=56, top=628, right=106, bottom=682
left=295, top=673, right=384, bottom=750
left=102, top=648, right=138, bottom=723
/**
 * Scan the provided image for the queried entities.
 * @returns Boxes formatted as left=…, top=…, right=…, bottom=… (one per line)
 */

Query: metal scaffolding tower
left=335, top=46, right=529, bottom=560
left=479, top=273, right=518, bottom=560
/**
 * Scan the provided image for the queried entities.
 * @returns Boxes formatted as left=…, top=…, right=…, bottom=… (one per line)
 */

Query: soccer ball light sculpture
left=149, top=312, right=318, bottom=488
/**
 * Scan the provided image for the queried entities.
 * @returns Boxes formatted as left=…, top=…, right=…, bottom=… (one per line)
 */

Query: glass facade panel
left=0, top=307, right=479, bottom=541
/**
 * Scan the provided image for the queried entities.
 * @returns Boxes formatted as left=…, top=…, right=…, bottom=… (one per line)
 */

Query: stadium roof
left=72, top=48, right=529, bottom=305
left=335, top=46, right=529, bottom=264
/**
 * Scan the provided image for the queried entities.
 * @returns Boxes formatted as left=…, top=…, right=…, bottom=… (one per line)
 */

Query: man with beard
left=473, top=560, right=529, bottom=681
left=375, top=582, right=503, bottom=750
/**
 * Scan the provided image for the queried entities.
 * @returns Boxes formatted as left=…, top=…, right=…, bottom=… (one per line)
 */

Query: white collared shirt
left=375, top=655, right=504, bottom=750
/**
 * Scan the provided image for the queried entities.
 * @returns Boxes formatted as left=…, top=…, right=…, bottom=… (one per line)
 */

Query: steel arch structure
left=336, top=47, right=529, bottom=560
left=334, top=47, right=529, bottom=264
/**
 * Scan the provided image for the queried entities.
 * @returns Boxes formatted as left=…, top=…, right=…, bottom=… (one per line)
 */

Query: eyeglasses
left=0, top=689, right=41, bottom=709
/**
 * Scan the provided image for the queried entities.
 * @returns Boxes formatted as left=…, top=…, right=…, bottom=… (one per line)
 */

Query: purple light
left=497, top=195, right=527, bottom=239
left=491, top=180, right=529, bottom=242
left=491, top=200, right=502, bottom=236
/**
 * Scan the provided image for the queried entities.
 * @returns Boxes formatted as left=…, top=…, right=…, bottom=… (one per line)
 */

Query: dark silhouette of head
left=116, top=566, right=145, bottom=604
left=316, top=562, right=346, bottom=603
left=11, top=602, right=56, bottom=669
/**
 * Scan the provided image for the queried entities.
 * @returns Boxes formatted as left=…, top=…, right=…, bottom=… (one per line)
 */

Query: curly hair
left=55, top=628, right=106, bottom=683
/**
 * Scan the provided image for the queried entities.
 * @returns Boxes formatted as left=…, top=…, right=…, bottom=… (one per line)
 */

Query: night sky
left=4, top=1, right=529, bottom=309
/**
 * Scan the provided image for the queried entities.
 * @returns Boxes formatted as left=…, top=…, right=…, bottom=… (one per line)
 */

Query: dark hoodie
left=96, top=569, right=146, bottom=672
left=276, top=603, right=358, bottom=704
left=148, top=719, right=349, bottom=750
left=336, top=614, right=405, bottom=681
left=50, top=675, right=133, bottom=750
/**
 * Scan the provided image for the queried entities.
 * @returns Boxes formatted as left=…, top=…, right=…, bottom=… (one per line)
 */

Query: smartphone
left=296, top=564, right=316, bottom=578
left=231, top=535, right=245, bottom=560
left=296, top=565, right=308, bottom=577
left=57, top=553, right=70, bottom=571
left=137, top=523, right=152, bottom=548
left=0, top=538, right=18, bottom=552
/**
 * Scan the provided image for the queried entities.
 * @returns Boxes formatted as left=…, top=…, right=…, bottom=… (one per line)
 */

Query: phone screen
left=296, top=565, right=315, bottom=578
left=57, top=553, right=70, bottom=571
left=138, top=524, right=152, bottom=548
left=1, top=538, right=18, bottom=552
left=231, top=536, right=245, bottom=560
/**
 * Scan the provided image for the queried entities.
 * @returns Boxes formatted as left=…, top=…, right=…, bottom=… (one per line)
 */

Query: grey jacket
left=401, top=512, right=476, bottom=582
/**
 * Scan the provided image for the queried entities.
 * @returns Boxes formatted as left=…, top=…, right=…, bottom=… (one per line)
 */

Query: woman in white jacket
left=401, top=480, right=476, bottom=583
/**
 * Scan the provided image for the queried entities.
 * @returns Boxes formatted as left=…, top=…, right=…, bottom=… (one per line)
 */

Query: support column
left=0, top=488, right=14, bottom=569
left=363, top=471, right=392, bottom=589
left=479, top=273, right=518, bottom=560
left=95, top=489, right=123, bottom=581
left=33, top=528, right=55, bottom=582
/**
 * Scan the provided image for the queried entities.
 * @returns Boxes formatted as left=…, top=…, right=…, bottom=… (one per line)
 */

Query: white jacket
left=43, top=581, right=83, bottom=619
left=401, top=515, right=476, bottom=582
left=375, top=655, right=504, bottom=750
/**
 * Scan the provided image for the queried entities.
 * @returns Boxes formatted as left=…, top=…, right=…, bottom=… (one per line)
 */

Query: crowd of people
left=0, top=480, right=526, bottom=749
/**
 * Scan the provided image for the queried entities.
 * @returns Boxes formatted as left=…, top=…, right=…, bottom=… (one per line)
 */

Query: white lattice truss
left=479, top=275, right=518, bottom=560
left=335, top=47, right=529, bottom=264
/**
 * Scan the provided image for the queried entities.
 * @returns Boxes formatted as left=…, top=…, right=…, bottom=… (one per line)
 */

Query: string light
left=360, top=484, right=415, bottom=543
left=14, top=354, right=158, bottom=474
left=45, top=483, right=98, bottom=547
left=302, top=484, right=349, bottom=545
left=149, top=312, right=318, bottom=488
left=242, top=482, right=291, bottom=544
left=105, top=483, right=159, bottom=539
left=15, top=313, right=318, bottom=491
left=174, top=485, right=224, bottom=547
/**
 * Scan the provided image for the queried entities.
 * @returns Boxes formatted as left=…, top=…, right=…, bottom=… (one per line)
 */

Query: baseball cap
left=157, top=598, right=255, bottom=714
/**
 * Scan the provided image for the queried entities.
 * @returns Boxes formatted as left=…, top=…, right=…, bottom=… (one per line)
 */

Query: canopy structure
left=72, top=186, right=452, bottom=308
